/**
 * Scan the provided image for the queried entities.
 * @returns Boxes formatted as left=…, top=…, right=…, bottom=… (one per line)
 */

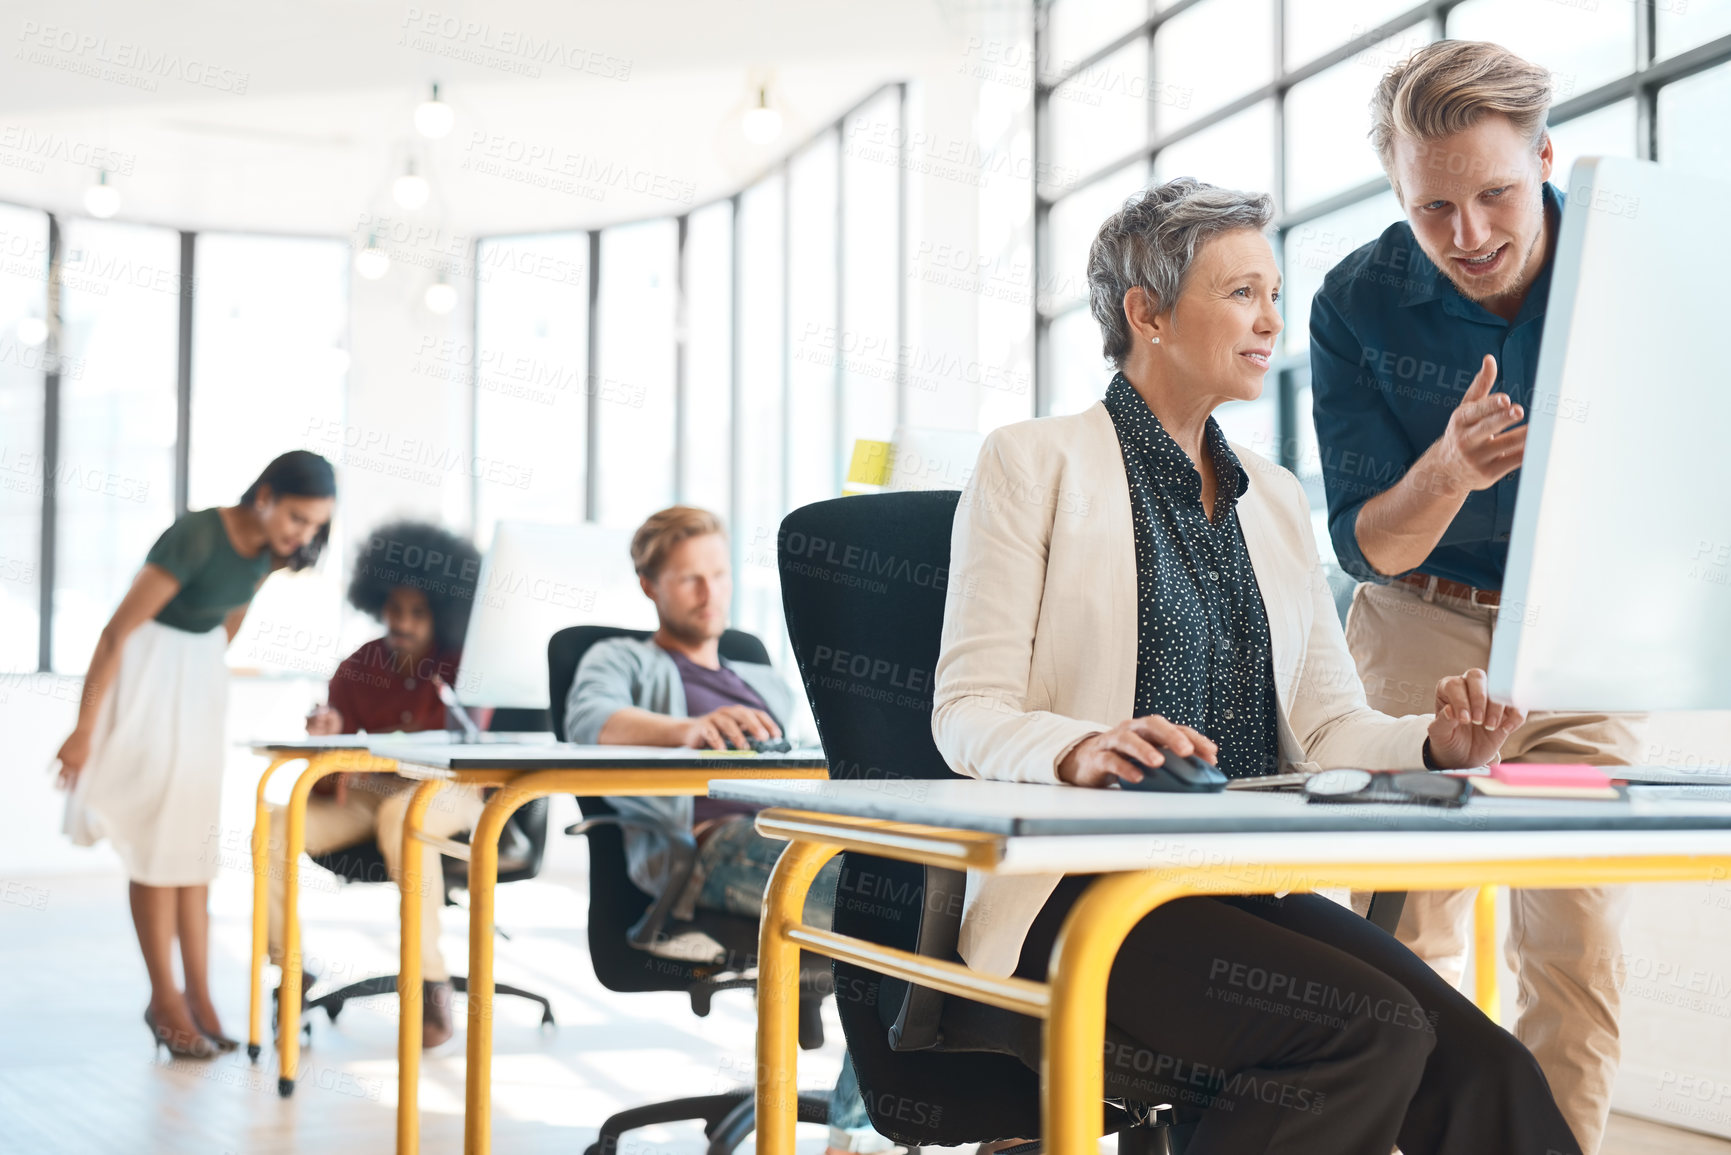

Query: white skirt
left=63, top=619, right=231, bottom=886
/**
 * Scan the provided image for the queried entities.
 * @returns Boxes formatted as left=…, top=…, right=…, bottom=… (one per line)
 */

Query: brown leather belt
left=1397, top=572, right=1501, bottom=608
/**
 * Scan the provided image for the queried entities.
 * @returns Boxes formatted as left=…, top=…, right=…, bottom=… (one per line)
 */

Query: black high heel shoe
left=144, top=1007, right=219, bottom=1060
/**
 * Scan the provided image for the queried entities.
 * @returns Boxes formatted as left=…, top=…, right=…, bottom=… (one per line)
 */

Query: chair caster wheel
left=278, top=1077, right=295, bottom=1098
left=247, top=1043, right=260, bottom=1062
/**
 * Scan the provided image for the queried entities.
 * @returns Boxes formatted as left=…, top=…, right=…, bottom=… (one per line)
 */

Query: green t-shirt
left=145, top=508, right=271, bottom=634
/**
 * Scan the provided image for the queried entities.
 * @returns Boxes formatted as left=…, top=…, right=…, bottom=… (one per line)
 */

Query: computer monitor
left=1488, top=157, right=1731, bottom=711
left=456, top=521, right=657, bottom=708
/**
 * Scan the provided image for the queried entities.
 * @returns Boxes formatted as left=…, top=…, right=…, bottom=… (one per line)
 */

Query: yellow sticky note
left=845, top=439, right=893, bottom=493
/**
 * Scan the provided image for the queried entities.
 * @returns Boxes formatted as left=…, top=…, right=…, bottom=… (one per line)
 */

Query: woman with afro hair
left=270, top=520, right=487, bottom=1049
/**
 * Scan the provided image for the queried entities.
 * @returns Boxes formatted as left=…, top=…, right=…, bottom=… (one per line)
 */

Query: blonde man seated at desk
left=564, top=505, right=891, bottom=1155
left=268, top=521, right=485, bottom=1049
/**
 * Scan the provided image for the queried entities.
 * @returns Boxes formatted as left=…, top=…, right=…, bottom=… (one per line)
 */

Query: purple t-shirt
left=666, top=647, right=780, bottom=822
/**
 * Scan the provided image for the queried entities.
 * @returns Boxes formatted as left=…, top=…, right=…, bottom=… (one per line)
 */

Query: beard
left=1428, top=184, right=1552, bottom=309
left=1434, top=224, right=1544, bottom=307
left=661, top=611, right=723, bottom=647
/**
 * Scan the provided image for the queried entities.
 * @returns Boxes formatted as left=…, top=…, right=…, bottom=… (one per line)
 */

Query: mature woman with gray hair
left=930, top=178, right=1581, bottom=1154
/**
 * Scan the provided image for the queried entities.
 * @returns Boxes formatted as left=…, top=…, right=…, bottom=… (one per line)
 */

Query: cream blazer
left=931, top=403, right=1433, bottom=977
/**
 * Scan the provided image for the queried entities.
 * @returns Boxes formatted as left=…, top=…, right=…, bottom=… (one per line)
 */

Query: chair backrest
left=778, top=492, right=1041, bottom=1147
left=548, top=622, right=774, bottom=994
left=778, top=492, right=967, bottom=786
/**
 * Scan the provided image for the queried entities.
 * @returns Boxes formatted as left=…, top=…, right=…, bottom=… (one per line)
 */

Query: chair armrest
left=565, top=814, right=700, bottom=951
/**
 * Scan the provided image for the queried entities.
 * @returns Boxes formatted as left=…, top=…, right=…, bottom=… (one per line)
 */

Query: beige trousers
left=1344, top=579, right=1645, bottom=1155
left=267, top=776, right=486, bottom=983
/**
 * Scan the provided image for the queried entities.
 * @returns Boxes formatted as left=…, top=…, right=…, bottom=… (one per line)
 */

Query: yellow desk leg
left=250, top=755, right=298, bottom=1064
left=755, top=840, right=840, bottom=1155
left=1474, top=885, right=1501, bottom=1023
left=398, top=780, right=446, bottom=1155
left=1045, top=872, right=1189, bottom=1155
left=463, top=784, right=522, bottom=1155
left=277, top=756, right=345, bottom=1098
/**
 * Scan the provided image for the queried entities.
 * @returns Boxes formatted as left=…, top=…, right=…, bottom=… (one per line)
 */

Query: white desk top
left=370, top=741, right=828, bottom=772
left=713, top=778, right=1731, bottom=835
left=718, top=779, right=1731, bottom=874
left=247, top=732, right=553, bottom=755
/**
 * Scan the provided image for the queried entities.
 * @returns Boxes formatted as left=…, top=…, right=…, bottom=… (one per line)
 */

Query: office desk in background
left=244, top=734, right=551, bottom=1093
left=711, top=778, right=1731, bottom=1155
left=370, top=742, right=829, bottom=1155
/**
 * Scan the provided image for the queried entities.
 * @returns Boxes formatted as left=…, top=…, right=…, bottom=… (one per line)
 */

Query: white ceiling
left=0, top=0, right=990, bottom=239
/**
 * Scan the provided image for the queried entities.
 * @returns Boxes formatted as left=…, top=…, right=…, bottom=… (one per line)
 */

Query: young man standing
left=1309, top=41, right=1643, bottom=1154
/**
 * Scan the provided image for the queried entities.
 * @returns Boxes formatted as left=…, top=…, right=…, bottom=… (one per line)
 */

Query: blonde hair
left=631, top=506, right=726, bottom=579
left=1370, top=41, right=1553, bottom=190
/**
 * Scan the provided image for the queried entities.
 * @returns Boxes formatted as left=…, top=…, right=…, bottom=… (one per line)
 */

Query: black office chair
left=548, top=625, right=833, bottom=1155
left=779, top=491, right=1191, bottom=1154
left=290, top=758, right=557, bottom=1035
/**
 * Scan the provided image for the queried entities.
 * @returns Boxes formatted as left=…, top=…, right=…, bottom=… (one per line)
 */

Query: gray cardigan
left=563, top=636, right=798, bottom=907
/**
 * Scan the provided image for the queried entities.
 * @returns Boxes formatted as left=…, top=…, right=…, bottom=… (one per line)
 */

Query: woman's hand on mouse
left=1426, top=667, right=1524, bottom=769
left=1058, top=715, right=1218, bottom=789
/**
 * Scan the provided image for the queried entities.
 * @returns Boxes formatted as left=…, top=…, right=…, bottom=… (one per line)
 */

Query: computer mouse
left=726, top=735, right=792, bottom=753
left=1119, top=744, right=1228, bottom=793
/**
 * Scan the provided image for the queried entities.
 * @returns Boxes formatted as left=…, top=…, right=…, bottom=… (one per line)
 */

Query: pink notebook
left=1491, top=763, right=1614, bottom=789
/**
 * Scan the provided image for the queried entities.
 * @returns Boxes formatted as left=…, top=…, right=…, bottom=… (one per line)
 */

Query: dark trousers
left=1016, top=879, right=1582, bottom=1155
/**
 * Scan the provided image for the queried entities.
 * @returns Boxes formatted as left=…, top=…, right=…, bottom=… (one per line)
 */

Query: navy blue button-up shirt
left=1308, top=182, right=1563, bottom=590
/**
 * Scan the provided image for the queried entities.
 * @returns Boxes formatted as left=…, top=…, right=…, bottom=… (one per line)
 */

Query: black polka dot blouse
left=1103, top=372, right=1282, bottom=779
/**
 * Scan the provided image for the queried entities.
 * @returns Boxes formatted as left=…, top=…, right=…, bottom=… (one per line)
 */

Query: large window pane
left=736, top=175, right=786, bottom=653
left=54, top=220, right=179, bottom=671
left=1285, top=27, right=1432, bottom=211
left=1153, top=100, right=1277, bottom=199
left=1285, top=0, right=1422, bottom=71
left=788, top=133, right=839, bottom=510
left=473, top=233, right=589, bottom=543
left=0, top=205, right=48, bottom=671
left=1046, top=306, right=1112, bottom=417
left=1046, top=161, right=1147, bottom=316
left=190, top=234, right=349, bottom=507
left=1548, top=100, right=1638, bottom=191
left=1042, top=0, right=1147, bottom=81
left=1279, top=190, right=1401, bottom=356
left=839, top=91, right=900, bottom=454
left=1153, top=0, right=1276, bottom=137
left=596, top=220, right=677, bottom=528
left=682, top=202, right=732, bottom=511
left=1048, top=39, right=1150, bottom=193
left=189, top=233, right=349, bottom=673
left=1657, top=0, right=1731, bottom=60
left=1447, top=0, right=1635, bottom=103
left=1659, top=64, right=1731, bottom=186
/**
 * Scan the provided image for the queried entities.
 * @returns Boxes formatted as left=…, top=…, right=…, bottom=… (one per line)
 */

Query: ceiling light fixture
left=355, top=234, right=391, bottom=280
left=742, top=85, right=783, bottom=145
left=424, top=278, right=457, bottom=314
left=414, top=82, right=455, bottom=140
left=83, top=171, right=121, bottom=219
left=393, top=160, right=431, bottom=210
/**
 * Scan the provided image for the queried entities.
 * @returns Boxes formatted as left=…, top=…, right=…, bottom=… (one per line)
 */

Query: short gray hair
left=1087, top=178, right=1274, bottom=367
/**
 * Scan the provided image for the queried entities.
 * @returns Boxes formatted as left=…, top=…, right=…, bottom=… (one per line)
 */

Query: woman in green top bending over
left=55, top=451, right=337, bottom=1059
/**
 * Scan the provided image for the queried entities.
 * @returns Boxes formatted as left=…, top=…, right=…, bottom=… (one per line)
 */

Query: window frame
left=1032, top=0, right=1731, bottom=465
